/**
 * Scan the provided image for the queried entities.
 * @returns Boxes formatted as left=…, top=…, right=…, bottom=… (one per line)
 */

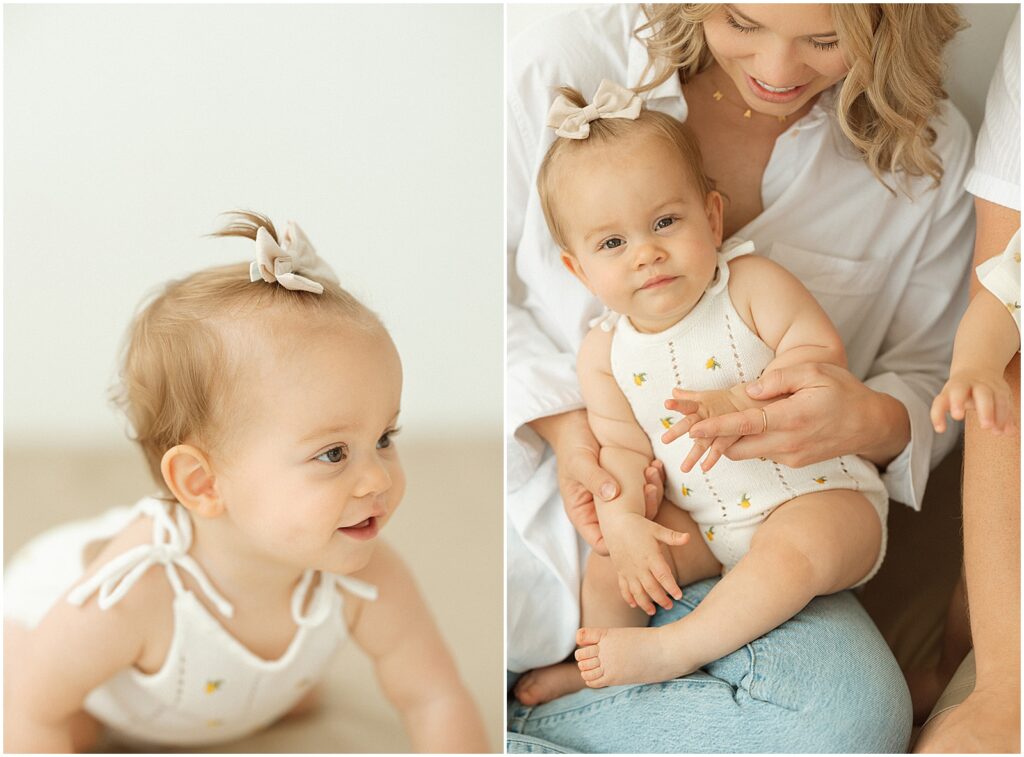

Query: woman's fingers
left=572, top=453, right=619, bottom=502
left=746, top=365, right=816, bottom=401
left=689, top=407, right=772, bottom=440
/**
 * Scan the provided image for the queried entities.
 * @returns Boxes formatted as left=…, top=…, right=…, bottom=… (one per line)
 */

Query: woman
left=507, top=4, right=972, bottom=752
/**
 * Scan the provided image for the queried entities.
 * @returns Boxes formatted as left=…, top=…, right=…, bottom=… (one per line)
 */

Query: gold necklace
left=712, top=88, right=787, bottom=123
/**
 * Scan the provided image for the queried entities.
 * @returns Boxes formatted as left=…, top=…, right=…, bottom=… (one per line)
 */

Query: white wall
left=5, top=4, right=503, bottom=445
left=507, top=3, right=1020, bottom=133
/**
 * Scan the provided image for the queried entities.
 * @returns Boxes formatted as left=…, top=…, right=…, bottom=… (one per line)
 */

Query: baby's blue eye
left=317, top=446, right=347, bottom=463
left=655, top=217, right=675, bottom=230
left=601, top=238, right=625, bottom=251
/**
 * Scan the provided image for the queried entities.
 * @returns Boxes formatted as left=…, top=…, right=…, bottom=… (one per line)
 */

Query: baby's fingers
left=972, top=384, right=996, bottom=429
left=992, top=386, right=1018, bottom=433
left=661, top=412, right=700, bottom=444
left=946, top=382, right=971, bottom=421
left=629, top=578, right=657, bottom=616
left=638, top=572, right=673, bottom=611
left=930, top=391, right=952, bottom=433
left=647, top=553, right=682, bottom=601
left=681, top=438, right=711, bottom=473
left=618, top=574, right=636, bottom=609
left=701, top=435, right=740, bottom=471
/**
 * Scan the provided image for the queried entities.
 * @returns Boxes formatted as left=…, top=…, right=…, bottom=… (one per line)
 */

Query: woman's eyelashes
left=724, top=12, right=839, bottom=51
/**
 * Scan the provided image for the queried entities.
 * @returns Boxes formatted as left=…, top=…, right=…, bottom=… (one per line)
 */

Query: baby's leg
left=575, top=490, right=881, bottom=689
left=515, top=547, right=650, bottom=706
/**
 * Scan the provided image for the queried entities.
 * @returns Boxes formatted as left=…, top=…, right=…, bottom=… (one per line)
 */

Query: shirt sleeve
left=506, top=52, right=585, bottom=493
left=868, top=108, right=976, bottom=509
left=965, top=11, right=1021, bottom=211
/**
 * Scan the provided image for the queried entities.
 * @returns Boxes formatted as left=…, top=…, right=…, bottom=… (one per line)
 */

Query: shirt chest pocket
left=766, top=242, right=892, bottom=339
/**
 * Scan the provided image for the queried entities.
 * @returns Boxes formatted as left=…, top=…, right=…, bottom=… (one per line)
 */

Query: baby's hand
left=601, top=511, right=688, bottom=615
left=661, top=384, right=761, bottom=471
left=931, top=369, right=1019, bottom=435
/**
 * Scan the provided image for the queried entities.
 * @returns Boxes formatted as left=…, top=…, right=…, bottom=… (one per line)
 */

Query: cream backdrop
left=5, top=3, right=502, bottom=445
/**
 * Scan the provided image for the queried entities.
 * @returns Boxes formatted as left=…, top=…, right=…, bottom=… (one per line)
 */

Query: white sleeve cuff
left=865, top=371, right=950, bottom=511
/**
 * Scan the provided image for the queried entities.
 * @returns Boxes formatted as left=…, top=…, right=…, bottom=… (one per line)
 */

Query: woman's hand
left=530, top=410, right=665, bottom=555
left=665, top=364, right=910, bottom=469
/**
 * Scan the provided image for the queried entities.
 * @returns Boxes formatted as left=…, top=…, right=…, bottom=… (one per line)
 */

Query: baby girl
left=515, top=81, right=889, bottom=705
left=4, top=212, right=488, bottom=752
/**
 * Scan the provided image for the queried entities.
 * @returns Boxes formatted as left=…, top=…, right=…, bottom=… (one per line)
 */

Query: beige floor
left=4, top=436, right=503, bottom=753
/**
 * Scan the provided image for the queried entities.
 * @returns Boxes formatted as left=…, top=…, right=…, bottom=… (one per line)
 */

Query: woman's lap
left=507, top=578, right=911, bottom=753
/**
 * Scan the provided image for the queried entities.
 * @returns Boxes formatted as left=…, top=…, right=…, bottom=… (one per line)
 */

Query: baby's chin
left=321, top=540, right=379, bottom=576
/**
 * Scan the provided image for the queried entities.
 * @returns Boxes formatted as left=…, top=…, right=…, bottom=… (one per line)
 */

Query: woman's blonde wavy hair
left=112, top=211, right=382, bottom=491
left=636, top=4, right=966, bottom=194
left=538, top=86, right=714, bottom=250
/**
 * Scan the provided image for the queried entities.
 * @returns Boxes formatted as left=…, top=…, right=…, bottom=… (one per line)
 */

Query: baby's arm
left=664, top=256, right=847, bottom=467
left=5, top=527, right=164, bottom=752
left=346, top=541, right=487, bottom=753
left=577, top=327, right=690, bottom=614
left=931, top=288, right=1019, bottom=434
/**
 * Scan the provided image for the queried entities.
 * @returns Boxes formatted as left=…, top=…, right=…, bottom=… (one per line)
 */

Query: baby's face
left=558, top=134, right=724, bottom=333
left=213, top=316, right=405, bottom=575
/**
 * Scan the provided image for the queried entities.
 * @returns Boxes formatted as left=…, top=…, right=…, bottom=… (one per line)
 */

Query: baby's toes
left=576, top=626, right=607, bottom=647
left=580, top=666, right=605, bottom=685
left=576, top=655, right=600, bottom=671
left=574, top=643, right=600, bottom=662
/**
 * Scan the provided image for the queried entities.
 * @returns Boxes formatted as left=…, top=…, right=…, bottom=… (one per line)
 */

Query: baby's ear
left=560, top=251, right=591, bottom=289
left=161, top=445, right=224, bottom=519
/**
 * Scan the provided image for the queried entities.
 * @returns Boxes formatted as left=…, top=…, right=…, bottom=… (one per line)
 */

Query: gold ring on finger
left=760, top=408, right=768, bottom=434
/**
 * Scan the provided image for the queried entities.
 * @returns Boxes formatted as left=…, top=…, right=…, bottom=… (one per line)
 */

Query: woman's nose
left=754, top=40, right=808, bottom=86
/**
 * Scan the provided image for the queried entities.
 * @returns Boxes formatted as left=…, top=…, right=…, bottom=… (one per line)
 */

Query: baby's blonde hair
left=113, top=211, right=383, bottom=490
left=537, top=86, right=713, bottom=251
left=636, top=4, right=966, bottom=194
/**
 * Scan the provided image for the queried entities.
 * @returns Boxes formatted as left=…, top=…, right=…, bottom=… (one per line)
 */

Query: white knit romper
left=604, top=241, right=888, bottom=583
left=3, top=497, right=377, bottom=748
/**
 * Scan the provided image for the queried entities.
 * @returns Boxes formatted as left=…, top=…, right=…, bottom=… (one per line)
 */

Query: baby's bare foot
left=574, top=626, right=695, bottom=688
left=513, top=661, right=586, bottom=706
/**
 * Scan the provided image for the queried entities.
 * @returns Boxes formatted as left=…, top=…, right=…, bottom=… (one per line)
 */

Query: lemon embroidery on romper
left=681, top=484, right=693, bottom=497
left=814, top=476, right=828, bottom=485
left=633, top=372, right=648, bottom=386
left=738, top=493, right=752, bottom=509
left=1015, top=252, right=1021, bottom=263
left=705, top=356, right=721, bottom=370
left=705, top=526, right=715, bottom=541
left=660, top=417, right=674, bottom=429
left=207, top=719, right=224, bottom=728
left=1007, top=301, right=1021, bottom=314
left=205, top=679, right=223, bottom=694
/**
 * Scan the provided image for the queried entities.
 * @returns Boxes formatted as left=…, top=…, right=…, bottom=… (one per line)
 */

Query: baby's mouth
left=337, top=516, right=379, bottom=541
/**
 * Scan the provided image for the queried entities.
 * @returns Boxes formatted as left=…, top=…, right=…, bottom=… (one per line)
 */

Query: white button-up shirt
left=507, top=4, right=975, bottom=671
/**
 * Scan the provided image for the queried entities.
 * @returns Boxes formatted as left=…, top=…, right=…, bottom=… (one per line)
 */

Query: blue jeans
left=507, top=578, right=911, bottom=753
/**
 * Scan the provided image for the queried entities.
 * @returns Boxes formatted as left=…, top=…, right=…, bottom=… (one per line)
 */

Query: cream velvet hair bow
left=250, top=221, right=338, bottom=295
left=546, top=79, right=643, bottom=139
